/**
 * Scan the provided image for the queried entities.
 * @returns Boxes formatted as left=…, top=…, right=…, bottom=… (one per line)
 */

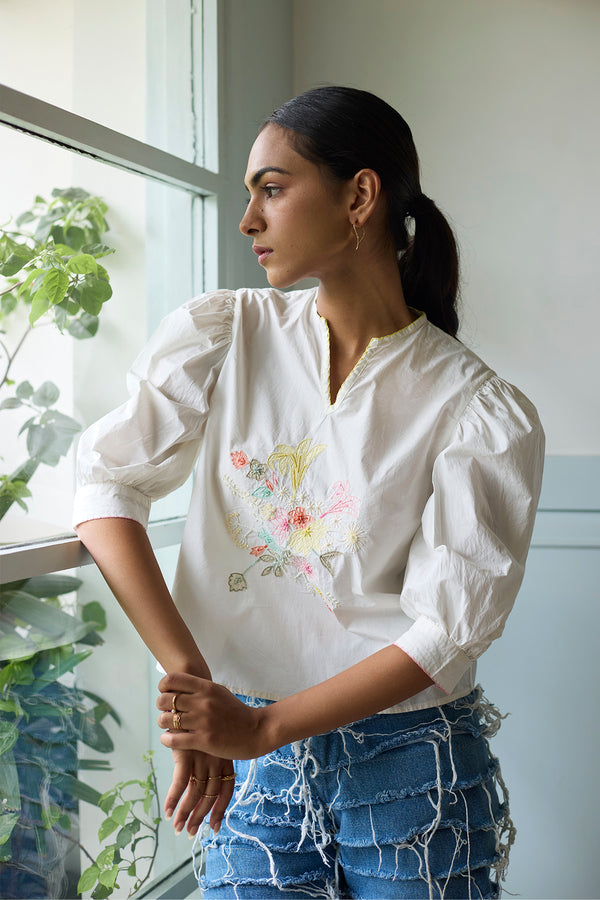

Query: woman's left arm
left=158, top=645, right=432, bottom=760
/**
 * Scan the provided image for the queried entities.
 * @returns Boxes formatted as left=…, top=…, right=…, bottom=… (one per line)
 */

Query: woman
left=74, top=87, right=544, bottom=898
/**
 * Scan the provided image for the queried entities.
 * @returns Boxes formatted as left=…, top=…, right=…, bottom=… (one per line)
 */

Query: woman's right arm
left=77, top=516, right=210, bottom=678
left=76, top=516, right=235, bottom=835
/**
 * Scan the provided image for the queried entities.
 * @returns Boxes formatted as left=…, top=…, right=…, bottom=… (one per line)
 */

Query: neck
left=316, top=251, right=414, bottom=356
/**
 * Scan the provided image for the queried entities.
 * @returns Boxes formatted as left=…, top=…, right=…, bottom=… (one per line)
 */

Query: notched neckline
left=316, top=307, right=426, bottom=411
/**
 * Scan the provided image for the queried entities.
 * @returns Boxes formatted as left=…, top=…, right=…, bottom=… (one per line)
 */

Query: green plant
left=0, top=189, right=122, bottom=898
left=0, top=187, right=114, bottom=517
left=77, top=752, right=161, bottom=899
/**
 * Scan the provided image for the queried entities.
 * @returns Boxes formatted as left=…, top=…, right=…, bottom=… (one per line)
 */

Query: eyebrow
left=245, top=166, right=292, bottom=190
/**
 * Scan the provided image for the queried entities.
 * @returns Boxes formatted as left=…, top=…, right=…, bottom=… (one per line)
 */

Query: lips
left=252, top=246, right=272, bottom=265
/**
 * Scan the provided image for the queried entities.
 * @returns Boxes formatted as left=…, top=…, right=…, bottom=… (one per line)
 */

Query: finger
left=172, top=775, right=211, bottom=834
left=161, top=730, right=208, bottom=752
left=158, top=672, right=209, bottom=695
left=209, top=776, right=236, bottom=834
left=158, top=708, right=190, bottom=731
left=164, top=760, right=193, bottom=821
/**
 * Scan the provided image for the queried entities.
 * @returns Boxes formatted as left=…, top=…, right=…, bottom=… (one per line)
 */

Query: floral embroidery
left=224, top=440, right=363, bottom=607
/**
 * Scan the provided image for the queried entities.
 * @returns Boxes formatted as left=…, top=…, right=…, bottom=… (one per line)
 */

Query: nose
left=239, top=197, right=263, bottom=236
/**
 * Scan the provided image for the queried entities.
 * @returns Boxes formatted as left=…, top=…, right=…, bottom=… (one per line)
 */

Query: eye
left=262, top=185, right=282, bottom=199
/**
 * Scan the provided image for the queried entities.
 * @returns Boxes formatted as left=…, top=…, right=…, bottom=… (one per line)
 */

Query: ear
left=347, top=169, right=381, bottom=226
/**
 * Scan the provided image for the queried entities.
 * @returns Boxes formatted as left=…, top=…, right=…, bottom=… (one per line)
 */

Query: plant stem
left=0, top=323, right=32, bottom=389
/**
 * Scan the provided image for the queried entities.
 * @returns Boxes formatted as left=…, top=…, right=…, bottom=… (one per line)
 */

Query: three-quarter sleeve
left=73, top=290, right=235, bottom=529
left=394, top=375, right=545, bottom=694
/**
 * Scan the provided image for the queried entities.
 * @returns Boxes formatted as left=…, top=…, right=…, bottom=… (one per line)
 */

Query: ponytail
left=399, top=194, right=460, bottom=337
left=264, top=86, right=460, bottom=337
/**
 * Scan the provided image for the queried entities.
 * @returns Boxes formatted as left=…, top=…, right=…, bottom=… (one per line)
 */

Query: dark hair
left=263, top=86, right=459, bottom=337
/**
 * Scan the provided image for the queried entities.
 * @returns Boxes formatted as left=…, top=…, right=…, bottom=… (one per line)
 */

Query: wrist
left=256, top=702, right=286, bottom=755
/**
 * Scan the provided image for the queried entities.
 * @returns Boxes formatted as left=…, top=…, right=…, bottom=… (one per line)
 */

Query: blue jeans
left=196, top=688, right=513, bottom=899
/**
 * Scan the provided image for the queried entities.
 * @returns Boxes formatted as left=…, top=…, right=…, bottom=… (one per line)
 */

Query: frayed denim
left=195, top=687, right=514, bottom=899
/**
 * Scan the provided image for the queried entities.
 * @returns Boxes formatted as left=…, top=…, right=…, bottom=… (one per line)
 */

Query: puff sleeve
left=72, top=290, right=235, bottom=529
left=394, top=376, right=545, bottom=694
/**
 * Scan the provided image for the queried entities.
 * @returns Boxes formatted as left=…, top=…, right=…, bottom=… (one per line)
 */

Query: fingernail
left=174, top=825, right=182, bottom=835
left=213, top=822, right=221, bottom=835
left=165, top=809, right=173, bottom=821
left=188, top=829, right=197, bottom=840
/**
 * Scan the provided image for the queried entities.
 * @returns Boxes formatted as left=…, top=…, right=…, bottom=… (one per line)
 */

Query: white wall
left=292, top=4, right=599, bottom=898
left=293, top=0, right=600, bottom=455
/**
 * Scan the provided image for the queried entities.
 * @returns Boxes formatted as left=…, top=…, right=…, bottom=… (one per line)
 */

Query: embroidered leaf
left=319, top=551, right=341, bottom=575
left=259, top=553, right=274, bottom=563
left=267, top=439, right=326, bottom=498
left=274, top=566, right=284, bottom=577
left=252, top=486, right=273, bottom=499
left=261, top=566, right=274, bottom=576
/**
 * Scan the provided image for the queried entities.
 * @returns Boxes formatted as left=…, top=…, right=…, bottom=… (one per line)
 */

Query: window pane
left=0, top=125, right=201, bottom=547
left=0, top=0, right=217, bottom=167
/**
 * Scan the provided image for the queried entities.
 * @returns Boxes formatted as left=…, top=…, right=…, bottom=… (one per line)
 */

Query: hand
left=157, top=673, right=274, bottom=761
left=165, top=747, right=235, bottom=836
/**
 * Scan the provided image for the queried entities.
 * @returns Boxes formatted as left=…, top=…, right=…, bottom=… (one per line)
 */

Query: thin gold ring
left=220, top=774, right=236, bottom=782
left=171, top=694, right=180, bottom=713
left=189, top=775, right=205, bottom=786
left=201, top=793, right=219, bottom=799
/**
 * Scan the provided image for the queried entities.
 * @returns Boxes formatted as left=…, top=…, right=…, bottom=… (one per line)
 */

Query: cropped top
left=73, top=287, right=545, bottom=712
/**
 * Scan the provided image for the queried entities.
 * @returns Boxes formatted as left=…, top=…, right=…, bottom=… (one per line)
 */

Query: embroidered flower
left=247, top=459, right=268, bottom=480
left=270, top=508, right=291, bottom=541
left=288, top=506, right=313, bottom=530
left=324, top=481, right=360, bottom=517
left=288, top=519, right=329, bottom=556
left=230, top=450, right=249, bottom=469
left=343, top=521, right=367, bottom=553
left=228, top=573, right=247, bottom=592
left=260, top=502, right=277, bottom=520
left=250, top=545, right=267, bottom=557
left=292, top=556, right=315, bottom=578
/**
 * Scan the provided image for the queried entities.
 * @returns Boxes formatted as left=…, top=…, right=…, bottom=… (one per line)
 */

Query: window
left=0, top=2, right=219, bottom=896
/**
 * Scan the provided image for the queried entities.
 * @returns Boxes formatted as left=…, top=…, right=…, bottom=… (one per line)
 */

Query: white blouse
left=73, top=288, right=545, bottom=712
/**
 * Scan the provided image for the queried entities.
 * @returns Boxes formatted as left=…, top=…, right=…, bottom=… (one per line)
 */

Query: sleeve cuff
left=72, top=482, right=152, bottom=530
left=394, top=615, right=475, bottom=694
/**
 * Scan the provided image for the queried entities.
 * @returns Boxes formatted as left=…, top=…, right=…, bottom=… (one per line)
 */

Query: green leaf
left=67, top=312, right=99, bottom=339
left=98, top=790, right=117, bottom=815
left=97, top=845, right=115, bottom=868
left=19, top=574, right=82, bottom=598
left=16, top=380, right=34, bottom=400
left=115, top=823, right=135, bottom=850
left=78, top=864, right=100, bottom=894
left=67, top=253, right=97, bottom=275
left=65, top=226, right=86, bottom=251
left=79, top=275, right=112, bottom=314
left=0, top=813, right=20, bottom=847
left=82, top=243, right=115, bottom=259
left=31, top=380, right=60, bottom=407
left=29, top=290, right=50, bottom=325
left=41, top=804, right=62, bottom=829
left=111, top=802, right=130, bottom=827
left=0, top=398, right=22, bottom=410
left=52, top=187, right=90, bottom=202
left=91, top=884, right=112, bottom=900
left=98, top=816, right=119, bottom=842
left=0, top=721, right=19, bottom=756
left=127, top=861, right=136, bottom=877
left=15, top=210, right=35, bottom=226
left=41, top=268, right=69, bottom=307
left=81, top=600, right=107, bottom=630
left=0, top=243, right=34, bottom=277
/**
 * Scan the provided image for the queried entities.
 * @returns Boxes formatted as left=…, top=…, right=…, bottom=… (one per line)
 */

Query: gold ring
left=220, top=774, right=236, bottom=782
left=189, top=775, right=205, bottom=786
left=172, top=711, right=183, bottom=730
left=172, top=694, right=180, bottom=713
left=201, top=793, right=219, bottom=799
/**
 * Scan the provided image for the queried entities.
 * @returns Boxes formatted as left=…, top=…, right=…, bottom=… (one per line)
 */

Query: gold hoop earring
left=352, top=223, right=366, bottom=251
